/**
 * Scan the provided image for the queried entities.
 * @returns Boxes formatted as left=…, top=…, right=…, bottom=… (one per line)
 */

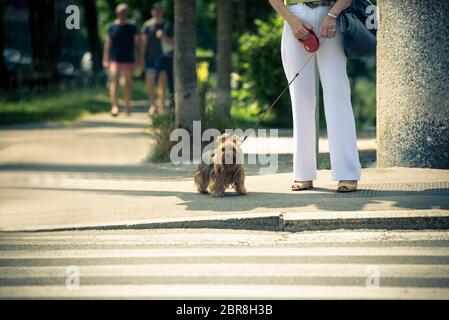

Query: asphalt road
left=1, top=229, right=449, bottom=299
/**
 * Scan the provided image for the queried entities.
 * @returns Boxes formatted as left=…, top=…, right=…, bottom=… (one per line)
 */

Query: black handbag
left=339, top=0, right=377, bottom=59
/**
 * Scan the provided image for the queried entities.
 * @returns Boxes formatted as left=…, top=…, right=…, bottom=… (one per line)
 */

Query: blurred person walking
left=140, top=2, right=174, bottom=116
left=103, top=3, right=141, bottom=117
left=269, top=0, right=361, bottom=193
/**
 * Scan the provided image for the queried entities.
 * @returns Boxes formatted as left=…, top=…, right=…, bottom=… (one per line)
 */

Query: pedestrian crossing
left=1, top=231, right=449, bottom=299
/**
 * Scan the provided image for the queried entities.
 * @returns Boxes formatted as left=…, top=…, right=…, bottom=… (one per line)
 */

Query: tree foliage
left=238, top=15, right=291, bottom=123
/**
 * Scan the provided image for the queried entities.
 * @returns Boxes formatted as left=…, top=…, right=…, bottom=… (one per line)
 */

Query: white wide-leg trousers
left=281, top=4, right=361, bottom=182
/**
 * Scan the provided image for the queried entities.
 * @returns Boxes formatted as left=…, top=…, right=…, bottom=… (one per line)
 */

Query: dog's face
left=195, top=133, right=247, bottom=197
left=214, top=134, right=243, bottom=170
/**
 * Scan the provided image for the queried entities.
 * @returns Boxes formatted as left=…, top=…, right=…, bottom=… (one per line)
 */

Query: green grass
left=0, top=81, right=148, bottom=125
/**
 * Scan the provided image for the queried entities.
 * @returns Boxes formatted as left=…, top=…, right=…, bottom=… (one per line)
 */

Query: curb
left=1, top=210, right=449, bottom=233
left=280, top=210, right=449, bottom=232
left=0, top=213, right=282, bottom=233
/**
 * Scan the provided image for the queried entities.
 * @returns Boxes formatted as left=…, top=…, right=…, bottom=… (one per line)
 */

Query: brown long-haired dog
left=194, top=133, right=246, bottom=197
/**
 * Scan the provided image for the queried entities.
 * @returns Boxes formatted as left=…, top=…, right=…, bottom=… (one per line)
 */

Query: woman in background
left=103, top=3, right=141, bottom=117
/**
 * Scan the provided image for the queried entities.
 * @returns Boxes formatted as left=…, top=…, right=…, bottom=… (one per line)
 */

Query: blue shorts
left=145, top=58, right=166, bottom=74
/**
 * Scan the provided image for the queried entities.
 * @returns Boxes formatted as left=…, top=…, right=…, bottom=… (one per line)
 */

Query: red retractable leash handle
left=298, top=27, right=320, bottom=53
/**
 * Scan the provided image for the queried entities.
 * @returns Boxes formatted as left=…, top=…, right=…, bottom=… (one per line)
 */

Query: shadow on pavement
left=12, top=185, right=449, bottom=213
left=0, top=150, right=377, bottom=178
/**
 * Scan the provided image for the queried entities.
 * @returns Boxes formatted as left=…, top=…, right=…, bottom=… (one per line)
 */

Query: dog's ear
left=216, top=133, right=227, bottom=145
left=232, top=135, right=239, bottom=144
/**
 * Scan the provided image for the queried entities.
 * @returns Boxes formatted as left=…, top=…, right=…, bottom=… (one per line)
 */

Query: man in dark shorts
left=140, top=2, right=174, bottom=116
left=103, top=3, right=141, bottom=117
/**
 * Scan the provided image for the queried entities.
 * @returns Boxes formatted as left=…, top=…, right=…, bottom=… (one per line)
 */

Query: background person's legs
left=121, top=67, right=134, bottom=116
left=157, top=71, right=167, bottom=114
left=108, top=63, right=120, bottom=115
left=162, top=55, right=174, bottom=96
left=146, top=58, right=168, bottom=115
left=146, top=72, right=157, bottom=115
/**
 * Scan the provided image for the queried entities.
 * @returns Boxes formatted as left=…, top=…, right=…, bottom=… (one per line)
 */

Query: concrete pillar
left=377, top=0, right=449, bottom=169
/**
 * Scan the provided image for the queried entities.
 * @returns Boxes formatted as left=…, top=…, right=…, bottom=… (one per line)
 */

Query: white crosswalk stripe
left=1, top=231, right=449, bottom=299
left=2, top=285, right=449, bottom=300
left=1, top=246, right=448, bottom=259
left=2, top=264, right=449, bottom=278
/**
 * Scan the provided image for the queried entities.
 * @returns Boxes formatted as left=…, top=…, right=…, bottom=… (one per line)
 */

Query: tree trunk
left=0, top=0, right=9, bottom=90
left=236, top=0, right=247, bottom=34
left=28, top=0, right=59, bottom=84
left=215, top=0, right=232, bottom=119
left=0, top=0, right=7, bottom=89
left=174, top=0, right=200, bottom=132
left=83, top=0, right=102, bottom=77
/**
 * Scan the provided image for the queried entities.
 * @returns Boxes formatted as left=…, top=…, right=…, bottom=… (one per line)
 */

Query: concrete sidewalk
left=1, top=167, right=448, bottom=232
left=0, top=105, right=152, bottom=165
left=0, top=111, right=448, bottom=232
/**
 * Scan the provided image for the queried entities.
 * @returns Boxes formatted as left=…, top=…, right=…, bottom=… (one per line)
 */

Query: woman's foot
left=292, top=180, right=313, bottom=191
left=110, top=105, right=119, bottom=117
left=337, top=180, right=358, bottom=193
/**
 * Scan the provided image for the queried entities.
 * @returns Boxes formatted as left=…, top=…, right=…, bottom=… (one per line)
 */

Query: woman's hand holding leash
left=288, top=17, right=313, bottom=40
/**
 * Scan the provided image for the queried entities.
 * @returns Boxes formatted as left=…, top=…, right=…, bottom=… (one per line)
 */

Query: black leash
left=240, top=37, right=327, bottom=144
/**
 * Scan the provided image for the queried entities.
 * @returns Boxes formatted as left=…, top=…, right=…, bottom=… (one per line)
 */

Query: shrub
left=352, top=78, right=376, bottom=129
left=238, top=14, right=292, bottom=127
left=148, top=113, right=176, bottom=163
